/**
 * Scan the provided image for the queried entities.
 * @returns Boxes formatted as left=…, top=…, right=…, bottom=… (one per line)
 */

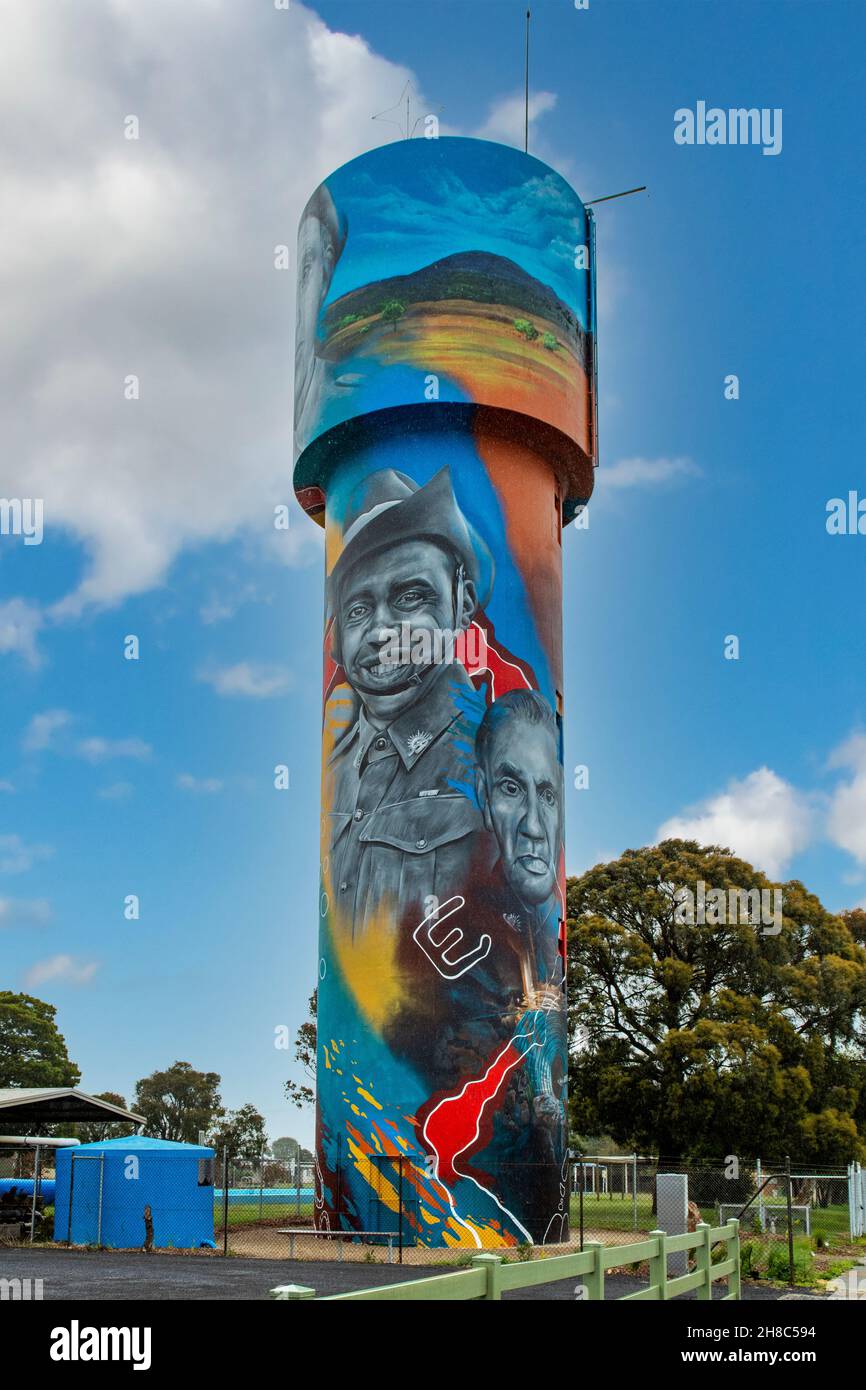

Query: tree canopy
left=0, top=991, right=80, bottom=1089
left=134, top=1061, right=222, bottom=1143
left=567, top=840, right=866, bottom=1164
left=284, top=991, right=317, bottom=1110
left=207, top=1103, right=267, bottom=1165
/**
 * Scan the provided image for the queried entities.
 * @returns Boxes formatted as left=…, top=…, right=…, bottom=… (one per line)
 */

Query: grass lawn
left=215, top=1201, right=314, bottom=1229
left=570, top=1193, right=854, bottom=1243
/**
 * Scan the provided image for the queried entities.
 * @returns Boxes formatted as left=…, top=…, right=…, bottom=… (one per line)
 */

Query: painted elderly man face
left=477, top=715, right=562, bottom=907
left=337, top=539, right=476, bottom=700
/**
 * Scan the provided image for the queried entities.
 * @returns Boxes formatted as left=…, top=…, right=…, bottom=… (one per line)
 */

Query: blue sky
left=2, top=0, right=864, bottom=1149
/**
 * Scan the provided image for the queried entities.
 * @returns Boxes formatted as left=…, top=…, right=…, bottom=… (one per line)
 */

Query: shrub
left=739, top=1241, right=758, bottom=1281
left=515, top=1242, right=533, bottom=1262
left=542, top=332, right=559, bottom=351
left=513, top=318, right=539, bottom=341
left=767, top=1238, right=814, bottom=1284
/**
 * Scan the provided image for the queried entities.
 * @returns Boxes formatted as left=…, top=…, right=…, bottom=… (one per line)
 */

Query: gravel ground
left=1, top=1246, right=828, bottom=1302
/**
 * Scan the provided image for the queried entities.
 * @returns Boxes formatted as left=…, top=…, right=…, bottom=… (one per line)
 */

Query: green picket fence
left=269, top=1218, right=741, bottom=1302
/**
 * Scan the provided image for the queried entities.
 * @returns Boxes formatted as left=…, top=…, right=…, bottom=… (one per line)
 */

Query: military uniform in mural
left=326, top=662, right=487, bottom=937
left=324, top=466, right=495, bottom=937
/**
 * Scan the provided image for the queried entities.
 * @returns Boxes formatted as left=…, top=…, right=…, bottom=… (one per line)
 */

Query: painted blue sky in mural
left=322, top=138, right=590, bottom=329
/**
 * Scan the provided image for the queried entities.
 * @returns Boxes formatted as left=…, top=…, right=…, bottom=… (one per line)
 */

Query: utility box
left=656, top=1172, right=689, bottom=1276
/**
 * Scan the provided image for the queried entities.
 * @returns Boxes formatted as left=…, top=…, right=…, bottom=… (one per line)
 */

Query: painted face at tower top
left=336, top=538, right=477, bottom=707
left=476, top=699, right=562, bottom=907
left=295, top=186, right=342, bottom=436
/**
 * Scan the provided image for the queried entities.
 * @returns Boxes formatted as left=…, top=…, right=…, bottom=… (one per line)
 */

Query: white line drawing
left=412, top=895, right=491, bottom=979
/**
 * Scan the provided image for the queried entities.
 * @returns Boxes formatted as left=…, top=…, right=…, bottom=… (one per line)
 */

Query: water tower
left=294, top=136, right=596, bottom=1248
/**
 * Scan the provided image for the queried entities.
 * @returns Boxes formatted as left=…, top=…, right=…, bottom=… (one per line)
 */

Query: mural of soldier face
left=336, top=538, right=477, bottom=710
left=477, top=712, right=562, bottom=907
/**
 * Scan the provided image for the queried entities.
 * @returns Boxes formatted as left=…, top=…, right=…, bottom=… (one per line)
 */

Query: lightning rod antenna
left=524, top=9, right=531, bottom=154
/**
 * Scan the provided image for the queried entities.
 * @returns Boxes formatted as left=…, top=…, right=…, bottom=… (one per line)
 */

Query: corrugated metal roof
left=0, top=1088, right=144, bottom=1126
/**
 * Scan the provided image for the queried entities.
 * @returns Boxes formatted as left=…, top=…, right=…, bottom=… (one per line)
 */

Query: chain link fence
left=7, top=1140, right=861, bottom=1278
left=0, top=1143, right=57, bottom=1244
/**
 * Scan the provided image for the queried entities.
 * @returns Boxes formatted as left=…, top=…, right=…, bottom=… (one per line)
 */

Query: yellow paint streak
left=344, top=1135, right=402, bottom=1216
left=328, top=895, right=406, bottom=1032
left=356, top=1086, right=382, bottom=1109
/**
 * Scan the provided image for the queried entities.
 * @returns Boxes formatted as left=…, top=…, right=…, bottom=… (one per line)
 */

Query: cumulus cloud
left=22, top=709, right=72, bottom=753
left=0, top=0, right=420, bottom=637
left=177, top=773, right=223, bottom=794
left=97, top=781, right=134, bottom=801
left=0, top=599, right=43, bottom=666
left=0, top=897, right=52, bottom=928
left=827, top=733, right=866, bottom=865
left=657, top=767, right=813, bottom=879
left=475, top=90, right=558, bottom=146
left=24, top=954, right=98, bottom=987
left=602, top=456, right=700, bottom=490
left=75, top=736, right=151, bottom=763
left=0, top=833, right=53, bottom=875
left=199, top=662, right=294, bottom=698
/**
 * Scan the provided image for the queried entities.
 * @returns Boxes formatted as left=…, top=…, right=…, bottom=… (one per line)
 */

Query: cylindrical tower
left=294, top=136, right=596, bottom=1249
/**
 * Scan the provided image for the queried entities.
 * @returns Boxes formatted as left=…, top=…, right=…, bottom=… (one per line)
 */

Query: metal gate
left=66, top=1152, right=106, bottom=1246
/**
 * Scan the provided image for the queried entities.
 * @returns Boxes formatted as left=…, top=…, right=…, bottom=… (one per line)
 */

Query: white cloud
left=177, top=773, right=223, bottom=794
left=0, top=0, right=419, bottom=636
left=97, top=781, right=134, bottom=801
left=74, top=736, right=151, bottom=763
left=200, top=662, right=294, bottom=699
left=475, top=90, right=558, bottom=146
left=827, top=733, right=866, bottom=865
left=657, top=767, right=812, bottom=879
left=0, top=897, right=51, bottom=928
left=0, top=833, right=53, bottom=875
left=0, top=780, right=14, bottom=793
left=0, top=598, right=43, bottom=666
left=22, top=708, right=72, bottom=752
left=24, top=953, right=98, bottom=988
left=602, top=456, right=700, bottom=490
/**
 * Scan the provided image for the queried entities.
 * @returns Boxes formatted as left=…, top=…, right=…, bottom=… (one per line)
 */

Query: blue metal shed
left=54, top=1136, right=215, bottom=1249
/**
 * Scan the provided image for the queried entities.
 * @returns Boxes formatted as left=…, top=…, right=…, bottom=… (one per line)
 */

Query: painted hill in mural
left=323, top=251, right=592, bottom=369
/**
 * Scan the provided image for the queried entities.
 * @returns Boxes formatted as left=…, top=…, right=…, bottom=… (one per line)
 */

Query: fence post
left=632, top=1153, right=638, bottom=1231
left=579, top=1161, right=585, bottom=1251
left=222, top=1151, right=229, bottom=1257
left=29, top=1144, right=41, bottom=1245
left=67, top=1153, right=76, bottom=1245
left=695, top=1221, right=712, bottom=1300
left=649, top=1229, right=668, bottom=1300
left=584, top=1241, right=604, bottom=1300
left=471, top=1252, right=503, bottom=1300
left=756, top=1156, right=764, bottom=1229
left=398, top=1155, right=404, bottom=1265
left=785, top=1155, right=795, bottom=1286
left=727, top=1218, right=741, bottom=1300
left=97, top=1151, right=105, bottom=1248
left=269, top=1284, right=316, bottom=1300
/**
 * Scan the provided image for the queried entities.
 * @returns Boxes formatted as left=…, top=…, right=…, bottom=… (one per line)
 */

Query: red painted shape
left=461, top=620, right=535, bottom=697
left=423, top=1041, right=523, bottom=1186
